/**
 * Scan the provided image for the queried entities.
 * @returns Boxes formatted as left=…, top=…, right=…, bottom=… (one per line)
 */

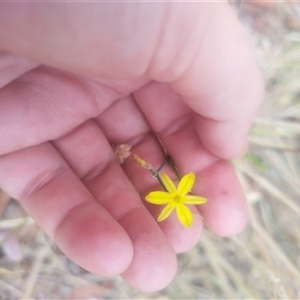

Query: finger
left=0, top=50, right=39, bottom=89
left=133, top=81, right=248, bottom=237
left=195, top=161, right=248, bottom=237
left=53, top=120, right=177, bottom=292
left=96, top=95, right=203, bottom=253
left=123, top=133, right=204, bottom=253
left=0, top=67, right=103, bottom=155
left=0, top=2, right=162, bottom=78
left=133, top=81, right=219, bottom=173
left=0, top=66, right=147, bottom=155
left=0, top=142, right=133, bottom=276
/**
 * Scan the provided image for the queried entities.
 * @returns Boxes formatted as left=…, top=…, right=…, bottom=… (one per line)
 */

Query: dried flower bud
left=113, top=144, right=132, bottom=164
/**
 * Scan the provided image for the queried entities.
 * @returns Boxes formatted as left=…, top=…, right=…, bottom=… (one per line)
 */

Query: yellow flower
left=145, top=172, right=207, bottom=228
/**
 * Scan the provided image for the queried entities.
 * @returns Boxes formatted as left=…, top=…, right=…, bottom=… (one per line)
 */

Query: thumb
left=0, top=2, right=264, bottom=159
left=147, top=3, right=265, bottom=159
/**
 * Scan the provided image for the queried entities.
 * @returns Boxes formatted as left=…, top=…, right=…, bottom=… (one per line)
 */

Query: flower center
left=174, top=195, right=182, bottom=203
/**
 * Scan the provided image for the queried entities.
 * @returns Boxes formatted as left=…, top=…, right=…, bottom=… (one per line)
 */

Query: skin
left=0, top=2, right=264, bottom=292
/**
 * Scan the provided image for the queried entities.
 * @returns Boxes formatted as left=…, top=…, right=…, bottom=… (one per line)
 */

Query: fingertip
left=157, top=208, right=203, bottom=253
left=54, top=202, right=133, bottom=276
left=203, top=200, right=248, bottom=237
left=194, top=116, right=250, bottom=160
left=119, top=211, right=177, bottom=292
left=121, top=249, right=177, bottom=292
left=210, top=136, right=249, bottom=161
left=196, top=160, right=248, bottom=237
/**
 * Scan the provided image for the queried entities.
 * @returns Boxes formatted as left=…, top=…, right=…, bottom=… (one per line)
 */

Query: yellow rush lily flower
left=145, top=172, right=207, bottom=228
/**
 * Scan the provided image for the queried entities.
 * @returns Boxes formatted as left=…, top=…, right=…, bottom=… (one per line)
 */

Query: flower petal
left=184, top=195, right=207, bottom=205
left=177, top=172, right=195, bottom=196
left=145, top=191, right=174, bottom=204
left=176, top=203, right=193, bottom=228
left=157, top=203, right=176, bottom=222
left=160, top=173, right=177, bottom=193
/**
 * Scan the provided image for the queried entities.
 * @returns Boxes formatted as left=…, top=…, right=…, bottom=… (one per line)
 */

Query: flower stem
left=166, top=156, right=182, bottom=180
left=134, top=154, right=167, bottom=191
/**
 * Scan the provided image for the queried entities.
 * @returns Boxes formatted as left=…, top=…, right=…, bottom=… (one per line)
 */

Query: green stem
left=148, top=169, right=167, bottom=192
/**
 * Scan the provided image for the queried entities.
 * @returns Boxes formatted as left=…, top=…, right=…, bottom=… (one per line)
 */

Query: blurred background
left=0, top=2, right=300, bottom=299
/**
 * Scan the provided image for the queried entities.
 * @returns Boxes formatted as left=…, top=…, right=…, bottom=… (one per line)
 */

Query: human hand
left=0, top=3, right=264, bottom=292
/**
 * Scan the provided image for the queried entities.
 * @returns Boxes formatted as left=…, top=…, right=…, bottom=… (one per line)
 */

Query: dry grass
left=1, top=2, right=300, bottom=299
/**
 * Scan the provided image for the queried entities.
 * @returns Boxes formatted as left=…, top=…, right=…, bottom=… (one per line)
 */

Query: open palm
left=0, top=2, right=264, bottom=291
